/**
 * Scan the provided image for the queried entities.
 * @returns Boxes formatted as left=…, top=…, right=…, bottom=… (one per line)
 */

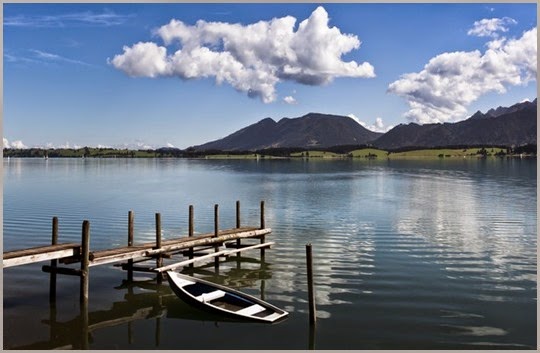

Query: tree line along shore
left=3, top=144, right=536, bottom=159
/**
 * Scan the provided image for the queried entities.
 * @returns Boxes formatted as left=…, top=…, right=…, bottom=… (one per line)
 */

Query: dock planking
left=3, top=243, right=81, bottom=268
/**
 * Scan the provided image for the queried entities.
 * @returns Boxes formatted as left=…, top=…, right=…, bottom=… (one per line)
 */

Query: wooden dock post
left=236, top=200, right=241, bottom=251
left=306, top=243, right=316, bottom=325
left=188, top=205, right=194, bottom=268
left=49, top=217, right=59, bottom=304
left=155, top=213, right=163, bottom=283
left=214, top=204, right=219, bottom=270
left=80, top=221, right=90, bottom=307
left=127, top=211, right=134, bottom=282
left=260, top=200, right=266, bottom=259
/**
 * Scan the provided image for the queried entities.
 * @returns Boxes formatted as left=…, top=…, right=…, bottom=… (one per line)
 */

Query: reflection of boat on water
left=12, top=256, right=274, bottom=349
left=167, top=272, right=288, bottom=323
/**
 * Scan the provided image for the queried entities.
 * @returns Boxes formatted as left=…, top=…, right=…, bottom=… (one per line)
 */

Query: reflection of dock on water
left=13, top=255, right=272, bottom=350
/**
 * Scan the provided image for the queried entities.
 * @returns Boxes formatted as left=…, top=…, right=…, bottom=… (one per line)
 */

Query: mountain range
left=194, top=113, right=382, bottom=151
left=193, top=99, right=537, bottom=151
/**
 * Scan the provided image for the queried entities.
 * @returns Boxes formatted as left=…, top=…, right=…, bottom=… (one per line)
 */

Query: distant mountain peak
left=194, top=112, right=382, bottom=151
left=473, top=98, right=537, bottom=119
left=375, top=98, right=536, bottom=149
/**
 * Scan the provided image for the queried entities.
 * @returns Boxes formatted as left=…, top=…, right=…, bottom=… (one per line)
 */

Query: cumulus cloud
left=3, top=138, right=28, bottom=149
left=111, top=6, right=374, bottom=103
left=348, top=114, right=393, bottom=133
left=388, top=27, right=537, bottom=124
left=468, top=17, right=517, bottom=38
left=283, top=96, right=297, bottom=104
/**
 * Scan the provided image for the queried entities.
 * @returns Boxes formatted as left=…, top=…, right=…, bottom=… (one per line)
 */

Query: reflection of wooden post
left=306, top=244, right=316, bottom=326
left=127, top=211, right=134, bottom=282
left=309, top=323, right=316, bottom=350
left=188, top=205, right=194, bottom=268
left=214, top=204, right=219, bottom=270
left=155, top=318, right=161, bottom=347
left=260, top=201, right=266, bottom=259
left=49, top=217, right=59, bottom=304
left=155, top=213, right=163, bottom=283
left=128, top=322, right=133, bottom=345
left=236, top=201, right=241, bottom=254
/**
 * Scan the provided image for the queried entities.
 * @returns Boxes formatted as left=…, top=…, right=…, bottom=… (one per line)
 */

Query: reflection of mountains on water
left=12, top=256, right=273, bottom=350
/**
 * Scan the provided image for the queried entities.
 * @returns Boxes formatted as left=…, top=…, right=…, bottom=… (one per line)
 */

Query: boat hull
left=166, top=271, right=288, bottom=323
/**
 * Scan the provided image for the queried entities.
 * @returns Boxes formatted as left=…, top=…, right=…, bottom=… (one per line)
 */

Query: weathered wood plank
left=4, top=227, right=271, bottom=268
left=3, top=244, right=81, bottom=268
left=224, top=242, right=274, bottom=257
left=89, top=245, right=148, bottom=261
left=3, top=243, right=80, bottom=260
left=155, top=241, right=274, bottom=273
left=145, top=228, right=272, bottom=257
left=89, top=248, right=151, bottom=267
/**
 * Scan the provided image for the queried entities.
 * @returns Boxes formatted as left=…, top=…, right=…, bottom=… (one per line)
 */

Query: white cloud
left=468, top=17, right=517, bottom=38
left=58, top=142, right=82, bottom=149
left=283, top=96, right=297, bottom=104
left=348, top=114, right=393, bottom=133
left=388, top=27, right=537, bottom=124
left=3, top=138, right=28, bottom=149
left=4, top=10, right=132, bottom=28
left=111, top=6, right=374, bottom=103
left=30, top=49, right=92, bottom=66
left=166, top=142, right=176, bottom=148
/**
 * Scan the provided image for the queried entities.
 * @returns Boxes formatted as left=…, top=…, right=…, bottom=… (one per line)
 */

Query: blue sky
left=3, top=3, right=537, bottom=149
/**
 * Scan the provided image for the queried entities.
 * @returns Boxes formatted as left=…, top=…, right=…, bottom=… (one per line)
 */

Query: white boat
left=166, top=271, right=288, bottom=323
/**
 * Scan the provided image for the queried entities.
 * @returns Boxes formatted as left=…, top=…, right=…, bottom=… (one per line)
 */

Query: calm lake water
left=3, top=157, right=537, bottom=349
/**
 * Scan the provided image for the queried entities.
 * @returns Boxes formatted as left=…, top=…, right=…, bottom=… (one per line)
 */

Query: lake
left=3, top=157, right=537, bottom=349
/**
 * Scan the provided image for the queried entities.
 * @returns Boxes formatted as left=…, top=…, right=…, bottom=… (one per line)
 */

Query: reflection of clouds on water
left=394, top=171, right=536, bottom=288
left=266, top=218, right=377, bottom=319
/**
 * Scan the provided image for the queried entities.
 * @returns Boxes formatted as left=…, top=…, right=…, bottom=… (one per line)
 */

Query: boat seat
left=236, top=304, right=266, bottom=316
left=197, top=290, right=226, bottom=303
left=263, top=312, right=283, bottom=321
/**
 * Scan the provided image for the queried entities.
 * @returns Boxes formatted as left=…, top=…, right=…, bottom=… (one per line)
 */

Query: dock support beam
left=155, top=213, right=163, bottom=283
left=306, top=243, right=316, bottom=326
left=214, top=204, right=219, bottom=270
left=127, top=211, right=134, bottom=282
left=260, top=201, right=266, bottom=259
left=236, top=201, right=241, bottom=250
left=49, top=217, right=59, bottom=304
left=188, top=205, right=194, bottom=268
left=80, top=220, right=90, bottom=307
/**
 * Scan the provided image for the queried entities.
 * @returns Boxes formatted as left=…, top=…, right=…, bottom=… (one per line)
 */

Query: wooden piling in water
left=214, top=204, right=219, bottom=270
left=155, top=213, right=163, bottom=283
left=306, top=243, right=316, bottom=325
left=188, top=205, right=194, bottom=268
left=49, top=217, right=59, bottom=304
left=80, top=221, right=90, bottom=306
left=236, top=201, right=241, bottom=250
left=127, top=211, right=134, bottom=282
left=260, top=201, right=266, bottom=258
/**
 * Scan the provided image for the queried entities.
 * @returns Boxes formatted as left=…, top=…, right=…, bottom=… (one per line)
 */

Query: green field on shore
left=4, top=146, right=531, bottom=159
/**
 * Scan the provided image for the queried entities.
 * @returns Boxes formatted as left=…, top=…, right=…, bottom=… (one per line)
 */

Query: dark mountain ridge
left=194, top=113, right=383, bottom=151
left=373, top=99, right=537, bottom=149
left=192, top=99, right=536, bottom=151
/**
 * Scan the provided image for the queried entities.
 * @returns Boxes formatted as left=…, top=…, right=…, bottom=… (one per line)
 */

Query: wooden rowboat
left=166, top=271, right=288, bottom=323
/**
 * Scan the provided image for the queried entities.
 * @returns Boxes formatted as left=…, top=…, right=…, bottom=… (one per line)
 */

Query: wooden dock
left=3, top=200, right=273, bottom=308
